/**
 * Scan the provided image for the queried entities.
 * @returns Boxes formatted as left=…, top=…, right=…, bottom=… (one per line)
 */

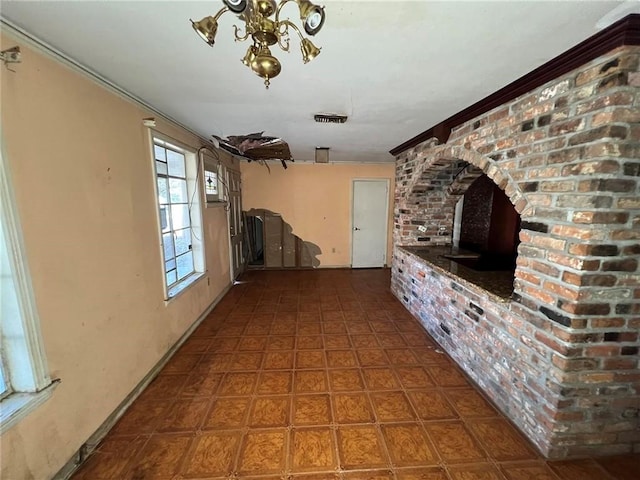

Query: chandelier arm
left=233, top=24, right=251, bottom=42
left=279, top=19, right=305, bottom=41
left=212, top=6, right=231, bottom=22
left=274, top=0, right=298, bottom=23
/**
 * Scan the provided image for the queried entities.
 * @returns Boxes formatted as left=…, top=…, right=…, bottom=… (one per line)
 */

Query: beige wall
left=0, top=34, right=233, bottom=479
left=241, top=162, right=395, bottom=267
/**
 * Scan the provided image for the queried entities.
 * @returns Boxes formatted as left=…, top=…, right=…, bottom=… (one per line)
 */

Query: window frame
left=150, top=133, right=206, bottom=300
left=0, top=132, right=55, bottom=434
left=202, top=151, right=227, bottom=206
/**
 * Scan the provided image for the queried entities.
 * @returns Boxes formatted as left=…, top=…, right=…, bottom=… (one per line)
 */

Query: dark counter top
left=398, top=245, right=515, bottom=302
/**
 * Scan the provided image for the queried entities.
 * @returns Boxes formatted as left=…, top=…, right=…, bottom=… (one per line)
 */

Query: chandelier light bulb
left=191, top=0, right=325, bottom=88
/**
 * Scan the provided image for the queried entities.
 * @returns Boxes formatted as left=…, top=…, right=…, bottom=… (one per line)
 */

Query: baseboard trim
left=53, top=282, right=233, bottom=480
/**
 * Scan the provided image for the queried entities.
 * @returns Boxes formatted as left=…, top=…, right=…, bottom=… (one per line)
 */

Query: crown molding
left=390, top=13, right=640, bottom=156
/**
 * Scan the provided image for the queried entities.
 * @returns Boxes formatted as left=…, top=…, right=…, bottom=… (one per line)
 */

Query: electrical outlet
left=417, top=225, right=427, bottom=233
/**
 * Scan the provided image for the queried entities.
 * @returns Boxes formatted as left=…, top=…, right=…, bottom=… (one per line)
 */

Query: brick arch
left=403, top=145, right=533, bottom=217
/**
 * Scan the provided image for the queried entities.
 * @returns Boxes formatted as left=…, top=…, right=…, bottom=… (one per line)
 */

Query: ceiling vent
left=315, top=147, right=330, bottom=163
left=314, top=113, right=347, bottom=124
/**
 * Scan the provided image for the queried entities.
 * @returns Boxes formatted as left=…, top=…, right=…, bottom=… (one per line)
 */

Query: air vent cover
left=314, top=113, right=348, bottom=124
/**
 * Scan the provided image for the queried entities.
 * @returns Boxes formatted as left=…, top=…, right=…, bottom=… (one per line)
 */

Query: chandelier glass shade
left=191, top=0, right=325, bottom=88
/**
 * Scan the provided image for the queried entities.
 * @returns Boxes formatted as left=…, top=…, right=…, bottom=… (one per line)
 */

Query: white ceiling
left=2, top=1, right=638, bottom=163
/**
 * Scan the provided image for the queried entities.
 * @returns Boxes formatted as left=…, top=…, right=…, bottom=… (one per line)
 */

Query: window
left=1, top=140, right=54, bottom=433
left=203, top=151, right=226, bottom=204
left=204, top=169, right=218, bottom=196
left=152, top=136, right=205, bottom=299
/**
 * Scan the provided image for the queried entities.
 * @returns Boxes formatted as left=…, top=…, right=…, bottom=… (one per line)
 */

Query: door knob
left=353, top=227, right=361, bottom=231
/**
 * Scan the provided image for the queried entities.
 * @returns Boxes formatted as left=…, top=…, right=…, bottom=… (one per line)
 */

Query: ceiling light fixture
left=191, top=0, right=325, bottom=89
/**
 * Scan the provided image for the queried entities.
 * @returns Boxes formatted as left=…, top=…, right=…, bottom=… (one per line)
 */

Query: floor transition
left=72, top=269, right=639, bottom=480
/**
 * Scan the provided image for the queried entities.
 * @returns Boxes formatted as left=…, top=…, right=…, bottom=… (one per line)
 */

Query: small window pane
left=157, top=178, right=169, bottom=204
left=154, top=145, right=166, bottom=161
left=174, top=228, right=191, bottom=256
left=171, top=204, right=190, bottom=230
left=205, top=170, right=218, bottom=195
left=169, top=178, right=188, bottom=203
left=0, top=366, right=7, bottom=396
left=162, top=232, right=175, bottom=261
left=176, top=252, right=194, bottom=280
left=159, top=206, right=169, bottom=232
left=167, top=150, right=186, bottom=178
left=165, top=258, right=176, bottom=272
left=166, top=269, right=177, bottom=287
left=156, top=160, right=167, bottom=175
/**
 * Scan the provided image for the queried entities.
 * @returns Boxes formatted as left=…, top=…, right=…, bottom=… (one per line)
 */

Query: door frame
left=350, top=178, right=390, bottom=268
left=226, top=167, right=245, bottom=282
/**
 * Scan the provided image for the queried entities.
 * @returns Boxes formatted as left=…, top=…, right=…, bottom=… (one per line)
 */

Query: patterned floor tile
left=296, top=350, right=327, bottom=369
left=385, top=348, right=419, bottom=366
left=548, top=458, right=616, bottom=480
left=408, top=390, right=458, bottom=420
left=237, top=429, right=287, bottom=476
left=297, top=335, right=324, bottom=349
left=257, top=371, right=293, bottom=395
left=395, top=466, right=449, bottom=480
left=204, top=397, right=250, bottom=429
left=293, top=394, right=332, bottom=425
left=424, top=422, right=487, bottom=464
left=290, top=427, right=337, bottom=472
left=218, top=372, right=258, bottom=395
left=363, top=368, right=400, bottom=390
left=71, top=269, right=640, bottom=480
left=351, top=334, right=380, bottom=348
left=126, top=434, right=191, bottom=479
left=468, top=419, right=538, bottom=462
left=180, top=372, right=224, bottom=397
left=329, top=368, right=365, bottom=392
left=333, top=393, right=376, bottom=424
left=327, top=349, right=359, bottom=368
left=357, top=349, right=390, bottom=367
left=337, top=426, right=389, bottom=470
left=499, top=461, right=559, bottom=480
left=295, top=370, right=328, bottom=393
left=263, top=351, right=295, bottom=370
left=427, top=364, right=470, bottom=387
left=324, top=334, right=352, bottom=349
left=394, top=366, right=435, bottom=389
left=249, top=396, right=291, bottom=428
left=445, top=389, right=498, bottom=418
left=72, top=436, right=147, bottom=480
left=447, top=463, right=505, bottom=480
left=181, top=431, right=241, bottom=477
left=371, top=391, right=416, bottom=422
left=381, top=424, right=438, bottom=466
left=238, top=335, right=268, bottom=350
left=156, top=397, right=210, bottom=432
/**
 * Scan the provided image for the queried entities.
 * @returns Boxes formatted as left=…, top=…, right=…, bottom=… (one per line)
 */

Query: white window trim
left=149, top=131, right=206, bottom=301
left=0, top=130, right=55, bottom=434
left=202, top=150, right=228, bottom=206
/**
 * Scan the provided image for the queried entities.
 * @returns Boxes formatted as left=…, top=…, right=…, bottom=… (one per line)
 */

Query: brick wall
left=392, top=45, right=640, bottom=458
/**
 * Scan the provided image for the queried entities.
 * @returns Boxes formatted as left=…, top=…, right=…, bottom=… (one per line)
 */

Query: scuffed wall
left=0, top=33, right=234, bottom=479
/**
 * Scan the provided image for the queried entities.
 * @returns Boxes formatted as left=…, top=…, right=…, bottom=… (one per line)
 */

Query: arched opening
left=452, top=173, right=521, bottom=272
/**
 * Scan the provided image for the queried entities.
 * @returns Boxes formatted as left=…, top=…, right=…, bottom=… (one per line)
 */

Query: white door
left=351, top=179, right=389, bottom=268
left=227, top=169, right=245, bottom=280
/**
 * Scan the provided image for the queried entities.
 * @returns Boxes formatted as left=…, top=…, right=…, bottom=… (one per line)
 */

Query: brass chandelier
left=191, top=0, right=325, bottom=88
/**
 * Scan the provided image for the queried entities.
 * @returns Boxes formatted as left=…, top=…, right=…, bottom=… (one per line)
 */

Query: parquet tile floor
left=72, top=269, right=639, bottom=480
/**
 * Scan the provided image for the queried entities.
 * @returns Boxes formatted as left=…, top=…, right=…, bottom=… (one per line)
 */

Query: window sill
left=0, top=379, right=59, bottom=435
left=166, top=272, right=206, bottom=301
left=206, top=201, right=228, bottom=209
